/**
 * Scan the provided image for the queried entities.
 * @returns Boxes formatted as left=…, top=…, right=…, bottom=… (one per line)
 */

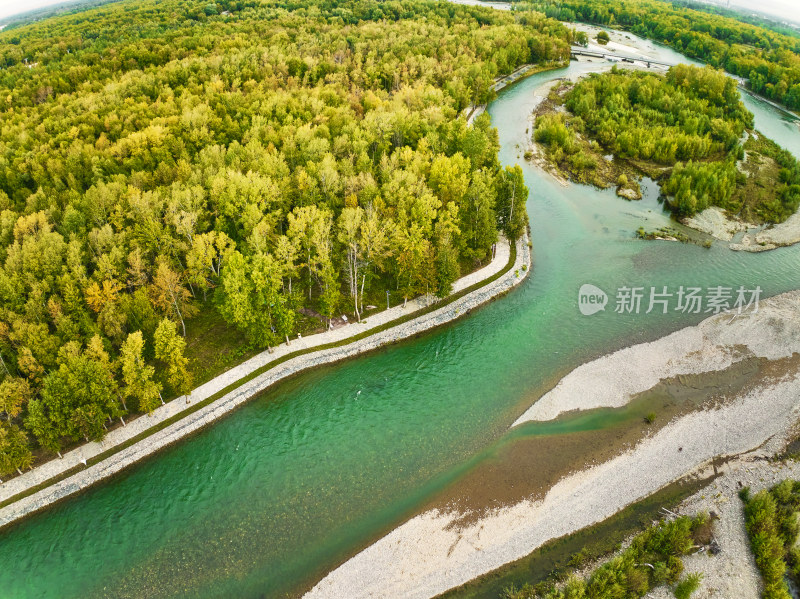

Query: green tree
left=154, top=319, right=193, bottom=398
left=186, top=231, right=235, bottom=300
left=0, top=421, right=32, bottom=476
left=218, top=251, right=295, bottom=347
left=396, top=225, right=436, bottom=306
left=338, top=206, right=365, bottom=319
left=0, top=376, right=31, bottom=418
left=461, top=169, right=498, bottom=262
left=434, top=203, right=461, bottom=298
left=29, top=344, right=120, bottom=447
left=150, top=262, right=195, bottom=337
left=120, top=331, right=163, bottom=414
left=496, top=165, right=529, bottom=241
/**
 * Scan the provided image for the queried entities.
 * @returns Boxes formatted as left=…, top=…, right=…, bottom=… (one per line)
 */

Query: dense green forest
left=0, top=0, right=569, bottom=475
left=518, top=0, right=800, bottom=111
left=534, top=65, right=800, bottom=221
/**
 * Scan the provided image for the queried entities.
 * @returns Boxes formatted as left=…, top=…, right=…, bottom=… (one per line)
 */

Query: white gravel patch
left=732, top=211, right=800, bottom=252
left=305, top=292, right=800, bottom=599
left=684, top=207, right=750, bottom=241
left=681, top=205, right=800, bottom=252
left=661, top=460, right=798, bottom=598
left=619, top=455, right=800, bottom=599
left=566, top=23, right=662, bottom=60
left=565, top=455, right=800, bottom=599
left=514, top=290, right=800, bottom=424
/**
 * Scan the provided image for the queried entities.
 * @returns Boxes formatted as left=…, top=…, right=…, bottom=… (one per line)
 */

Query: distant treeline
left=0, top=0, right=121, bottom=31
left=517, top=0, right=800, bottom=111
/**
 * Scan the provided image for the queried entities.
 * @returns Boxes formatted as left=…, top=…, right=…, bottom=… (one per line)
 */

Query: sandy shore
left=683, top=206, right=800, bottom=252
left=684, top=207, right=749, bottom=242
left=305, top=291, right=800, bottom=599
left=732, top=211, right=800, bottom=251
left=565, top=22, right=663, bottom=60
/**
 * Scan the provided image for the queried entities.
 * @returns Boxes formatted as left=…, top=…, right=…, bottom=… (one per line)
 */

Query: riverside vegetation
left=502, top=514, right=711, bottom=599
left=741, top=480, right=800, bottom=599
left=0, top=0, right=573, bottom=477
left=533, top=65, right=800, bottom=223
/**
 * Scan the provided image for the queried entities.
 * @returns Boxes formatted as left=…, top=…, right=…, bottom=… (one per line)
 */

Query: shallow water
left=2, top=35, right=800, bottom=599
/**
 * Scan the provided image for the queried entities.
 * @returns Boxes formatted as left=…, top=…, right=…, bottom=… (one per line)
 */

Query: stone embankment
left=0, top=235, right=531, bottom=529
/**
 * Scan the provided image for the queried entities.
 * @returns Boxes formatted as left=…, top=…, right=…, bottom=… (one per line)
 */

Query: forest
left=0, top=0, right=570, bottom=475
left=534, top=65, right=800, bottom=221
left=518, top=0, right=800, bottom=111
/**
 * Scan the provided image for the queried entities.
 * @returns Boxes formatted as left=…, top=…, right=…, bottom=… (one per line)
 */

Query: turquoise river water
left=1, top=33, right=800, bottom=599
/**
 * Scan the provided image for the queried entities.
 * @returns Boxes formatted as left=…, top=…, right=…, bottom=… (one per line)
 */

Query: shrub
left=535, top=114, right=576, bottom=156
left=673, top=572, right=702, bottom=599
left=743, top=489, right=792, bottom=599
left=521, top=515, right=708, bottom=599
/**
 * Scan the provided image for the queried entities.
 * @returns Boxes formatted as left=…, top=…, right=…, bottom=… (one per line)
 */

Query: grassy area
left=183, top=300, right=257, bottom=386
left=732, top=133, right=799, bottom=223
left=0, top=242, right=520, bottom=517
left=437, top=475, right=712, bottom=599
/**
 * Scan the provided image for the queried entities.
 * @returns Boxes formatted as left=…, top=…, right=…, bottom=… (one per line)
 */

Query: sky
left=712, top=0, right=800, bottom=24
left=0, top=0, right=81, bottom=21
left=0, top=0, right=797, bottom=25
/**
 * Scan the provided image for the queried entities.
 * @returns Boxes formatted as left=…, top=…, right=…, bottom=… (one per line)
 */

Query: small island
left=530, top=64, right=800, bottom=243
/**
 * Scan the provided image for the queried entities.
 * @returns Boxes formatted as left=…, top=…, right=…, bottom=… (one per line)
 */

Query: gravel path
left=0, top=236, right=528, bottom=529
left=304, top=291, right=800, bottom=599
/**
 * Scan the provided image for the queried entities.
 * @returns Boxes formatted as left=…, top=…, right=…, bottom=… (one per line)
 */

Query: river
left=2, top=28, right=800, bottom=599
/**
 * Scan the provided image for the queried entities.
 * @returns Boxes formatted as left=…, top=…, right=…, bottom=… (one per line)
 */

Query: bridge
left=570, top=48, right=677, bottom=68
